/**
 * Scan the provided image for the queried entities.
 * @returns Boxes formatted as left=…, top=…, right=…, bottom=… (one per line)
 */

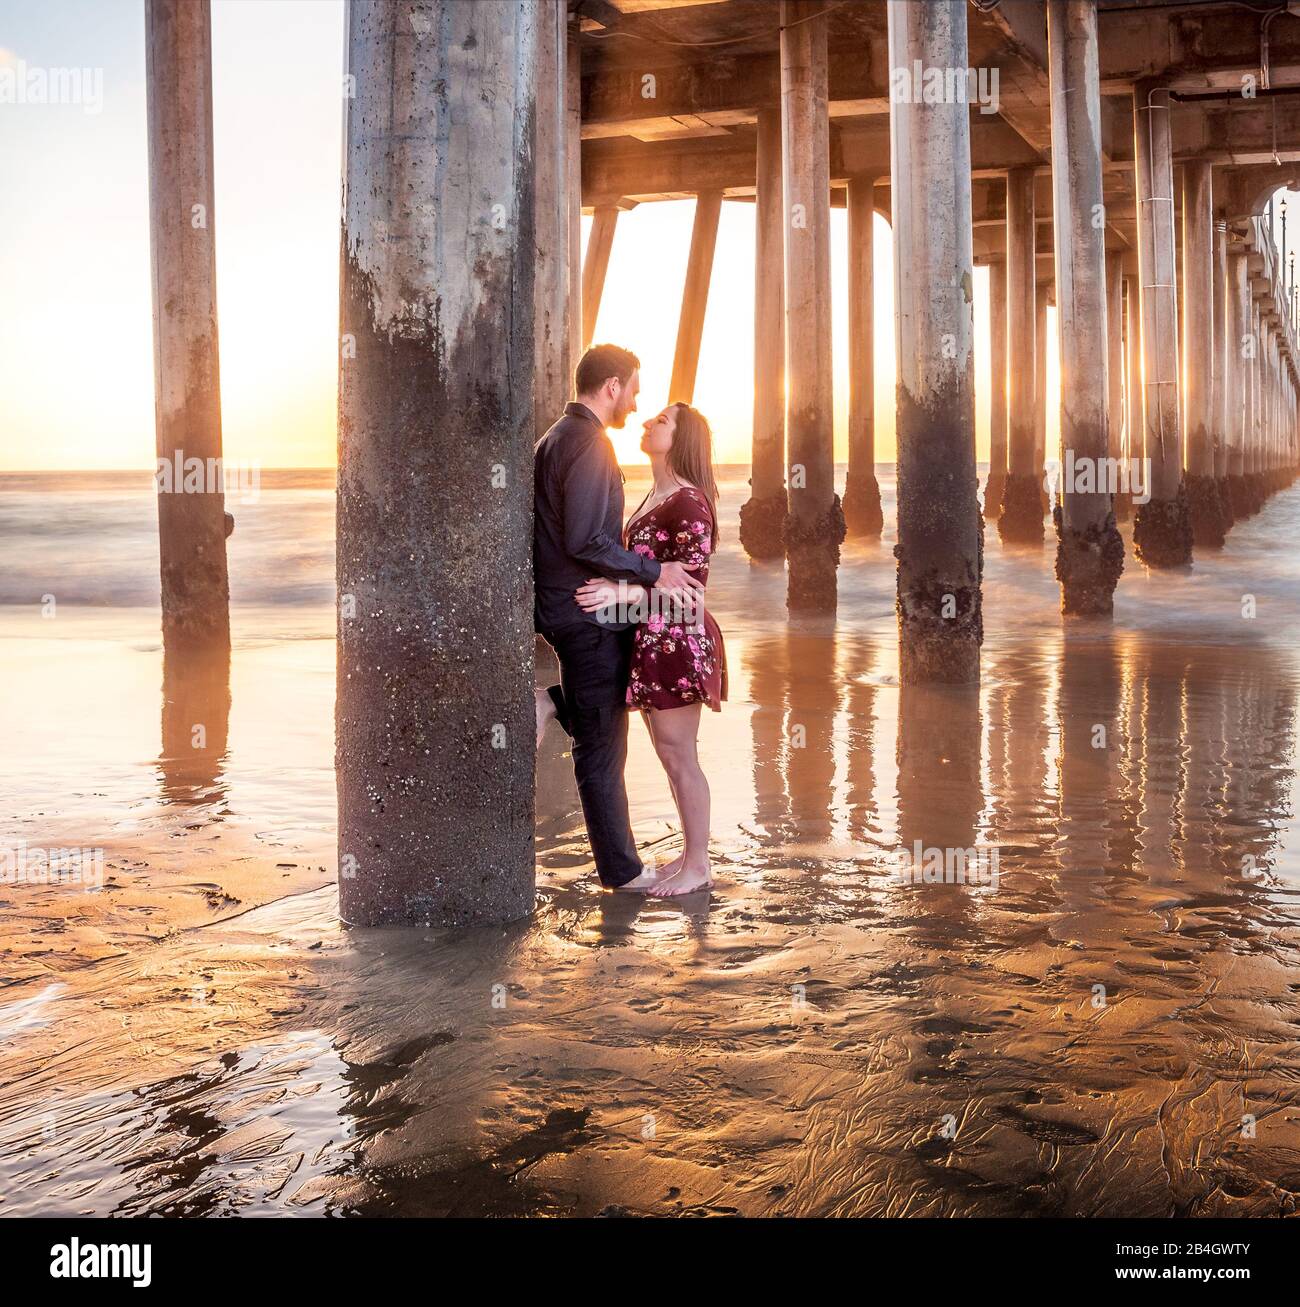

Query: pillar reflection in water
left=841, top=635, right=880, bottom=853
left=784, top=627, right=838, bottom=844
left=1054, top=631, right=1123, bottom=924
left=158, top=636, right=230, bottom=809
left=895, top=681, right=985, bottom=947
left=742, top=627, right=881, bottom=868
left=745, top=632, right=796, bottom=847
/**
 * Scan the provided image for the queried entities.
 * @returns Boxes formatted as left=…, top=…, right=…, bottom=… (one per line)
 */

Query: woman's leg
left=643, top=712, right=685, bottom=877
left=644, top=703, right=712, bottom=895
left=534, top=687, right=556, bottom=749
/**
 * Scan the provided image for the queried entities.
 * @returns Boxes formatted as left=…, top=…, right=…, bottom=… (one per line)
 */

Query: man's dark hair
left=575, top=343, right=640, bottom=397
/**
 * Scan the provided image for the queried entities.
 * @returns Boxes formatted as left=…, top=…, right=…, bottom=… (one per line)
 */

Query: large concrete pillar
left=781, top=0, right=844, bottom=612
left=533, top=2, right=570, bottom=434
left=668, top=191, right=723, bottom=404
left=1047, top=0, right=1123, bottom=615
left=566, top=20, right=582, bottom=367
left=1265, top=324, right=1278, bottom=497
left=985, top=254, right=1008, bottom=519
left=1120, top=271, right=1141, bottom=519
left=145, top=0, right=231, bottom=650
left=1264, top=318, right=1276, bottom=481
left=1212, top=215, right=1234, bottom=530
left=1253, top=305, right=1266, bottom=508
left=999, top=167, right=1041, bottom=539
left=1182, top=160, right=1227, bottom=547
left=887, top=0, right=982, bottom=683
left=1226, top=248, right=1249, bottom=518
left=740, top=105, right=788, bottom=559
left=1250, top=302, right=1265, bottom=510
left=580, top=204, right=619, bottom=350
left=1035, top=281, right=1050, bottom=508
left=1132, top=81, right=1192, bottom=565
left=1106, top=252, right=1124, bottom=469
left=337, top=0, right=539, bottom=926
left=844, top=173, right=884, bottom=536
left=1241, top=288, right=1261, bottom=514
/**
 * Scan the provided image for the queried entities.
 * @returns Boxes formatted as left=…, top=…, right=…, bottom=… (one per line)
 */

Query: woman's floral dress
left=625, top=486, right=727, bottom=712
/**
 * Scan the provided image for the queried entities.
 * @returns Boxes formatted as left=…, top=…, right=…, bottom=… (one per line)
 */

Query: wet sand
left=1, top=470, right=1299, bottom=1216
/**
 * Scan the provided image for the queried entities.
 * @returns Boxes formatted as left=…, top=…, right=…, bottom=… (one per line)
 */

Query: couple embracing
left=534, top=344, right=727, bottom=898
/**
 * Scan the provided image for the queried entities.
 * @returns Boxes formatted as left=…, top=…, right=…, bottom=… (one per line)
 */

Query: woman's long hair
left=668, top=402, right=721, bottom=539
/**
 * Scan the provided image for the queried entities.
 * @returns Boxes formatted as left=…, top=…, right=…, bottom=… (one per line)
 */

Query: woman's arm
left=574, top=578, right=647, bottom=616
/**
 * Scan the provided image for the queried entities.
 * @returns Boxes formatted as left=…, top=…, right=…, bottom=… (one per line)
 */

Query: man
left=534, top=343, right=703, bottom=892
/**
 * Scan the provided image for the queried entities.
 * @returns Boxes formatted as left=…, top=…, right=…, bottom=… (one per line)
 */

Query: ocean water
left=2, top=465, right=1300, bottom=1216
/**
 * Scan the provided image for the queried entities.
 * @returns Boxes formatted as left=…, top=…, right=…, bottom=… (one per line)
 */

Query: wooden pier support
left=566, top=20, right=582, bottom=368
left=1248, top=303, right=1263, bottom=512
left=1132, top=81, right=1192, bottom=566
left=1106, top=253, right=1124, bottom=472
left=888, top=0, right=982, bottom=683
left=1182, top=160, right=1228, bottom=547
left=145, top=0, right=231, bottom=651
left=1212, top=216, right=1234, bottom=530
left=1236, top=285, right=1259, bottom=516
left=999, top=166, right=1042, bottom=540
left=1035, top=282, right=1050, bottom=510
left=668, top=191, right=723, bottom=404
left=985, top=254, right=1008, bottom=519
left=1047, top=0, right=1123, bottom=615
left=580, top=204, right=619, bottom=351
left=336, top=0, right=540, bottom=926
left=740, top=106, right=788, bottom=559
left=1264, top=324, right=1278, bottom=499
left=781, top=0, right=843, bottom=612
left=533, top=2, right=570, bottom=434
left=844, top=173, right=884, bottom=536
left=1119, top=272, right=1141, bottom=519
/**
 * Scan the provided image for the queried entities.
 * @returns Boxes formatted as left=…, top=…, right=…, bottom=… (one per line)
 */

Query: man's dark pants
left=540, top=620, right=642, bottom=888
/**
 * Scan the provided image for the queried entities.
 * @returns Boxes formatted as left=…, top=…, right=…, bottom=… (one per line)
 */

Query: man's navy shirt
left=533, top=403, right=662, bottom=632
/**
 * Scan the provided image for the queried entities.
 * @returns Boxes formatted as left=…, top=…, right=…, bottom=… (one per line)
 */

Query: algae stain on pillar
left=336, top=0, right=541, bottom=927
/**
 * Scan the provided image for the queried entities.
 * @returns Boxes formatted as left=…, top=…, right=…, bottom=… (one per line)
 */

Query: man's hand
left=654, top=561, right=703, bottom=602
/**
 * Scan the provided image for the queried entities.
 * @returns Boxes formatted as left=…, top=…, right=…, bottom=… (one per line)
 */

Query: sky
left=0, top=0, right=1027, bottom=471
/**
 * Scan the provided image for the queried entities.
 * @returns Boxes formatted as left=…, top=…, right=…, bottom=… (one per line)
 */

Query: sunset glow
left=0, top=0, right=1043, bottom=471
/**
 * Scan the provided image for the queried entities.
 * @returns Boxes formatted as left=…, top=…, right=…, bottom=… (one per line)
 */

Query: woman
left=575, top=402, right=727, bottom=897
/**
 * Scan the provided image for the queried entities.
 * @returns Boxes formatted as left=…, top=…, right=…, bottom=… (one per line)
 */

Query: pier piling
left=888, top=0, right=982, bottom=683
left=740, top=106, right=789, bottom=559
left=1047, top=0, right=1124, bottom=615
left=336, top=0, right=541, bottom=926
left=781, top=0, right=844, bottom=612
left=145, top=0, right=230, bottom=651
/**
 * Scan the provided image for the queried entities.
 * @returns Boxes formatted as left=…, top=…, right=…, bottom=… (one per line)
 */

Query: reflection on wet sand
left=3, top=617, right=1298, bottom=1216
left=3, top=468, right=1300, bottom=1215
left=159, top=637, right=230, bottom=809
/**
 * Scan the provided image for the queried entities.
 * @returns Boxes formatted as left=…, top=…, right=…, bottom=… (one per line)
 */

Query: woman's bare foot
left=535, top=687, right=556, bottom=749
left=611, top=867, right=659, bottom=893
left=654, top=849, right=685, bottom=878
left=646, top=861, right=712, bottom=897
